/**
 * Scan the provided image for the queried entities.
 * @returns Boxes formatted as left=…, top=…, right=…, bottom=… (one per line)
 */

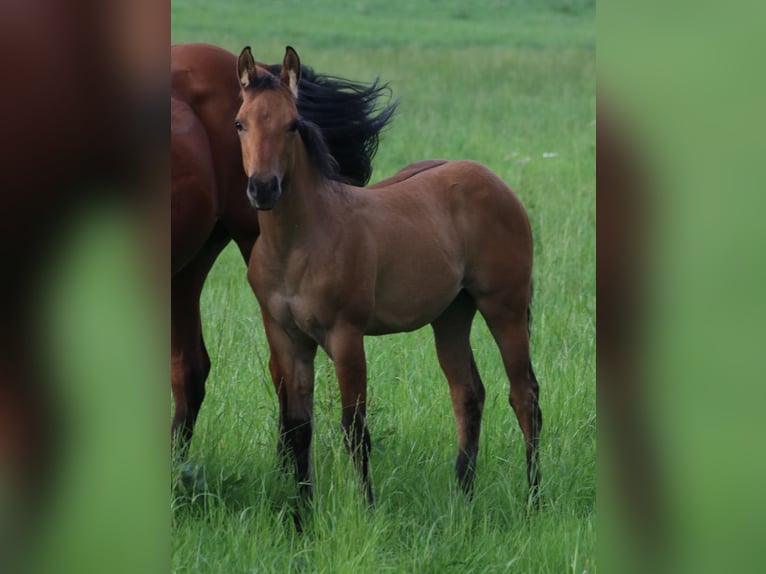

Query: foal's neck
left=257, top=142, right=346, bottom=255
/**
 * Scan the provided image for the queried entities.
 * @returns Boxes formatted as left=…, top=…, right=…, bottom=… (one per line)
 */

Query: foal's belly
left=363, top=218, right=465, bottom=335
left=365, top=268, right=463, bottom=335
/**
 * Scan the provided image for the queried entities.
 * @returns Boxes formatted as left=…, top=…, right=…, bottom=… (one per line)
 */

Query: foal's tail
left=526, top=279, right=534, bottom=337
left=527, top=280, right=539, bottom=387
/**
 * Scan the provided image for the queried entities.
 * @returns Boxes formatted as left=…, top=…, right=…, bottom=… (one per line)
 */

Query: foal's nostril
left=260, top=176, right=277, bottom=193
left=247, top=175, right=259, bottom=194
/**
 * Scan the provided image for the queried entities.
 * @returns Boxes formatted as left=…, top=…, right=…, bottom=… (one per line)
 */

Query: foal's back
left=362, top=159, right=532, bottom=276
left=348, top=160, right=533, bottom=334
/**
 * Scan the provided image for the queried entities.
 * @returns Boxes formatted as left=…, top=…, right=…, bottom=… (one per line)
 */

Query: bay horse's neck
left=256, top=141, right=345, bottom=255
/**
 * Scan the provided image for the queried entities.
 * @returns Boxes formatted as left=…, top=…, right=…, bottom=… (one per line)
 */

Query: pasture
left=171, top=1, right=595, bottom=572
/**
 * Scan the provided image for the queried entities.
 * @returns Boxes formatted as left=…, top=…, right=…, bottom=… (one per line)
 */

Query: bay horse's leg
left=170, top=230, right=228, bottom=457
left=431, top=291, right=485, bottom=494
left=327, top=326, right=373, bottom=506
left=260, top=313, right=318, bottom=524
left=476, top=297, right=542, bottom=502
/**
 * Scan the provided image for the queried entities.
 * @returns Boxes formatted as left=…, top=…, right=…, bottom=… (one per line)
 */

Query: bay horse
left=170, top=43, right=396, bottom=453
left=235, top=46, right=542, bottom=510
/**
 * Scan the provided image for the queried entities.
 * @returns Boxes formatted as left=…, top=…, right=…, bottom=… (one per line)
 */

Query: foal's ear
left=237, top=46, right=257, bottom=88
left=280, top=46, right=301, bottom=99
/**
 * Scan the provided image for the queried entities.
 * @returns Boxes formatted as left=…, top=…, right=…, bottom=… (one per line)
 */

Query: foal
left=236, top=46, right=542, bottom=510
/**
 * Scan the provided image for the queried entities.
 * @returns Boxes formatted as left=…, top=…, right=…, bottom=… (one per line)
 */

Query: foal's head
left=236, top=46, right=344, bottom=210
left=235, top=46, right=302, bottom=210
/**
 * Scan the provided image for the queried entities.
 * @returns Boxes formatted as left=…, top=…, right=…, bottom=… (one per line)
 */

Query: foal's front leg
left=328, top=326, right=374, bottom=506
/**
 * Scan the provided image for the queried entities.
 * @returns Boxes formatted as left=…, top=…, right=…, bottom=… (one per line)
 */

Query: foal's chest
left=249, top=252, right=336, bottom=344
left=269, top=291, right=328, bottom=340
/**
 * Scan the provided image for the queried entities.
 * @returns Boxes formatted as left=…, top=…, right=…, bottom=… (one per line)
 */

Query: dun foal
left=236, top=46, right=542, bottom=512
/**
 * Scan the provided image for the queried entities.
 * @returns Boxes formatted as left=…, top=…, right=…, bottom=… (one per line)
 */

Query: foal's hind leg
left=432, top=291, right=485, bottom=494
left=477, top=296, right=542, bottom=500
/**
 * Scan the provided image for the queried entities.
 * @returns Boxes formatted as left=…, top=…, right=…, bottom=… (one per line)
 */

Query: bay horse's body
left=236, top=47, right=542, bottom=511
left=170, top=43, right=395, bottom=450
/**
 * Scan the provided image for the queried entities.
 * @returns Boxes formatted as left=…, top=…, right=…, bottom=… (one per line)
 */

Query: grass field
left=172, top=1, right=595, bottom=572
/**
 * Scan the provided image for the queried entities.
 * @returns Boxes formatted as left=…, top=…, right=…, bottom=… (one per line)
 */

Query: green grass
left=172, top=0, right=595, bottom=51
left=172, top=1, right=594, bottom=572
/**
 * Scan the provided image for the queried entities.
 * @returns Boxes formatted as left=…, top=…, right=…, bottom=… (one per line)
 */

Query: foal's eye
left=234, top=119, right=244, bottom=132
left=288, top=119, right=300, bottom=133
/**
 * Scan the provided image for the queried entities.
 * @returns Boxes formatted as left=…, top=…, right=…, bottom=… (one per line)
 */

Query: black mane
left=295, top=118, right=341, bottom=181
left=267, top=63, right=397, bottom=186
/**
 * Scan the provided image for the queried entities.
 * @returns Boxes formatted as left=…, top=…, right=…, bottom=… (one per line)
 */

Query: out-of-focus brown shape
left=597, top=96, right=669, bottom=568
left=0, top=0, right=167, bottom=566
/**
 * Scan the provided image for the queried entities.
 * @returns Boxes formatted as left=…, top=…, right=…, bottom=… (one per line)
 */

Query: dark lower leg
left=280, top=414, right=313, bottom=533
left=509, top=363, right=542, bottom=502
left=432, top=292, right=483, bottom=495
left=171, top=248, right=221, bottom=458
left=269, top=355, right=290, bottom=469
left=283, top=415, right=313, bottom=500
left=452, top=356, right=485, bottom=494
left=170, top=339, right=209, bottom=459
left=329, top=329, right=374, bottom=506
left=341, top=405, right=373, bottom=505
left=479, top=301, right=542, bottom=505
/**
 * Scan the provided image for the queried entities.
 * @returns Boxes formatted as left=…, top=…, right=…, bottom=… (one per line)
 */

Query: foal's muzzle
left=247, top=175, right=282, bottom=210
